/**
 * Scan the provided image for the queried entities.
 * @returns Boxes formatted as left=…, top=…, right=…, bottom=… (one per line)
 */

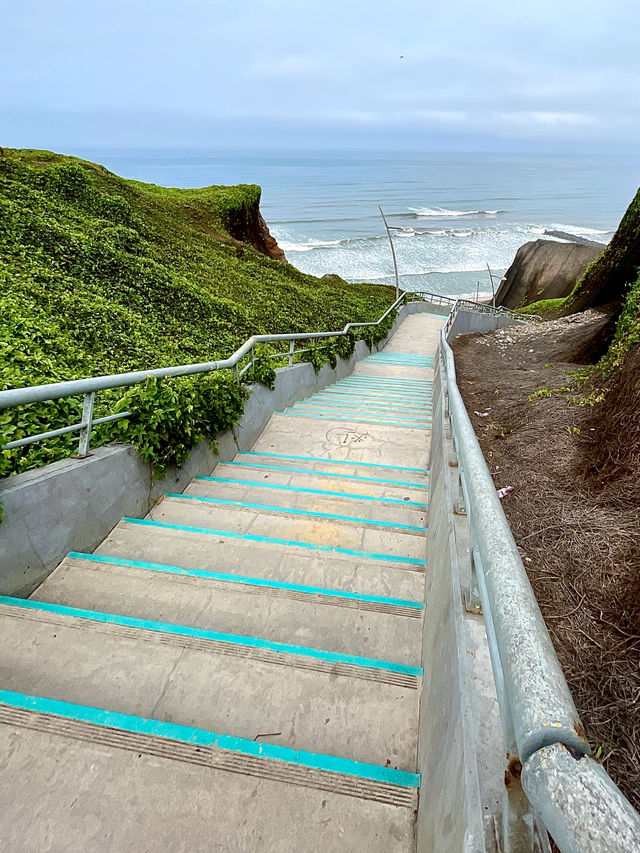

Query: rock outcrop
left=221, top=192, right=286, bottom=261
left=496, top=239, right=603, bottom=310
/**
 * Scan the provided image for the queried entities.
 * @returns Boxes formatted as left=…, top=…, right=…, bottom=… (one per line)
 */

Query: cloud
left=501, top=111, right=597, bottom=127
left=243, top=56, right=337, bottom=79
left=1, top=0, right=639, bottom=150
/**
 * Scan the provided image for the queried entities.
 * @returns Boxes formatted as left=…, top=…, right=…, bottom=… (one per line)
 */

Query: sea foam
left=410, top=207, right=502, bottom=217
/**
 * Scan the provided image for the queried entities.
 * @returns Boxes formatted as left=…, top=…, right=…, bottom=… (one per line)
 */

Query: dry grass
left=452, top=311, right=640, bottom=810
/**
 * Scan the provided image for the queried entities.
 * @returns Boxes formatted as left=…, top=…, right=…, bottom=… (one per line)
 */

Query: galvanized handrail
left=440, top=304, right=640, bottom=852
left=1, top=292, right=408, bottom=458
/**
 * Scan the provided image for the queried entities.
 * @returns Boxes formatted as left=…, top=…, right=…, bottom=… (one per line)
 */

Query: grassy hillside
left=0, top=148, right=395, bottom=477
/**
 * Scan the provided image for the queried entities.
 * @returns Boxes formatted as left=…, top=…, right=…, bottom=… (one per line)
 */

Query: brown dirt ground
left=451, top=309, right=640, bottom=811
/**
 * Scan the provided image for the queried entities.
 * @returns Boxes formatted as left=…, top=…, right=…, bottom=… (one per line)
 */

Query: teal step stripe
left=0, top=595, right=422, bottom=677
left=166, top=493, right=427, bottom=533
left=276, top=411, right=430, bottom=430
left=366, top=354, right=433, bottom=360
left=367, top=351, right=432, bottom=358
left=68, top=552, right=425, bottom=610
left=366, top=356, right=433, bottom=363
left=123, top=518, right=427, bottom=567
left=334, top=373, right=433, bottom=382
left=324, top=388, right=433, bottom=407
left=196, top=476, right=429, bottom=508
left=367, top=356, right=432, bottom=361
left=335, top=383, right=433, bottom=391
left=365, top=359, right=432, bottom=367
left=0, top=691, right=420, bottom=788
left=342, top=375, right=433, bottom=381
left=299, top=402, right=431, bottom=418
left=333, top=387, right=432, bottom=397
left=316, top=392, right=432, bottom=405
left=306, top=398, right=432, bottom=414
left=221, top=461, right=430, bottom=489
left=335, top=385, right=432, bottom=394
left=314, top=389, right=433, bottom=401
left=354, top=370, right=433, bottom=382
left=284, top=405, right=431, bottom=426
left=237, top=451, right=429, bottom=475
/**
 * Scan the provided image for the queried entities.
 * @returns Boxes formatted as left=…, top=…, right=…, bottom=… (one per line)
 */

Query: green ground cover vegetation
left=0, top=148, right=396, bottom=481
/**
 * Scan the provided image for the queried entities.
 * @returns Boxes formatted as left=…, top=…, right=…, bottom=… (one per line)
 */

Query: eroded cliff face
left=496, top=239, right=603, bottom=309
left=219, top=192, right=286, bottom=261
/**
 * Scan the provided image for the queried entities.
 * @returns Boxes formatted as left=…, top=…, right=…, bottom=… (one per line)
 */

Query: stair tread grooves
left=174, top=490, right=427, bottom=534
left=0, top=606, right=421, bottom=768
left=235, top=449, right=429, bottom=475
left=0, top=724, right=417, bottom=848
left=97, top=524, right=427, bottom=600
left=195, top=475, right=429, bottom=509
left=143, top=507, right=427, bottom=566
left=213, top=461, right=430, bottom=489
left=34, top=557, right=424, bottom=665
left=186, top=481, right=428, bottom=525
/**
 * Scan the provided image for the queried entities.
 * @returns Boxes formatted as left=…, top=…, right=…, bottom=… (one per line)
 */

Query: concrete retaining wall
left=448, top=309, right=520, bottom=338
left=417, top=328, right=504, bottom=852
left=417, top=353, right=486, bottom=851
left=0, top=302, right=432, bottom=596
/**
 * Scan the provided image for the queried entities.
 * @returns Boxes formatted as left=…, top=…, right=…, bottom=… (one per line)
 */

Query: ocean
left=80, top=149, right=640, bottom=299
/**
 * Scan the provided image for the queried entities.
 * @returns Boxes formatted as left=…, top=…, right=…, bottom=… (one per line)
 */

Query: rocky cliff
left=218, top=191, right=286, bottom=261
left=496, top=239, right=603, bottom=310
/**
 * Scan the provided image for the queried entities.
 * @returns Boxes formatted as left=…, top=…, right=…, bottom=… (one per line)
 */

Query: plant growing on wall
left=104, top=372, right=246, bottom=475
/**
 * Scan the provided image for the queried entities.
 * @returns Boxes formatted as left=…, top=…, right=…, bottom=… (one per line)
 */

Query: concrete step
left=352, top=365, right=433, bottom=380
left=207, top=460, right=429, bottom=505
left=332, top=382, right=432, bottom=392
left=33, top=553, right=424, bottom=665
left=95, top=520, right=426, bottom=602
left=0, top=694, right=417, bottom=852
left=0, top=598, right=421, bottom=769
left=185, top=478, right=428, bottom=531
left=148, top=498, right=427, bottom=565
left=289, top=402, right=431, bottom=426
left=230, top=449, right=430, bottom=483
left=302, top=393, right=433, bottom=412
left=275, top=410, right=431, bottom=431
left=252, top=413, right=431, bottom=471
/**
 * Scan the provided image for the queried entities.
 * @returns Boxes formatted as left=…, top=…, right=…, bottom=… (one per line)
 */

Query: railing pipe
left=522, top=744, right=640, bottom=853
left=441, top=327, right=588, bottom=763
left=0, top=293, right=407, bottom=411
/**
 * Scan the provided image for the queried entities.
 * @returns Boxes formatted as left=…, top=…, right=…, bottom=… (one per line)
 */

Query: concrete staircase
left=0, top=314, right=443, bottom=851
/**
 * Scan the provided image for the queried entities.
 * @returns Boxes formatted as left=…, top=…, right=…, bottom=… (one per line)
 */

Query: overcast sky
left=2, top=0, right=639, bottom=153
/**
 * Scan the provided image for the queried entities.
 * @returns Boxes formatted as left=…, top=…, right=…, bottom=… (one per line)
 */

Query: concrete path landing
left=0, top=313, right=443, bottom=851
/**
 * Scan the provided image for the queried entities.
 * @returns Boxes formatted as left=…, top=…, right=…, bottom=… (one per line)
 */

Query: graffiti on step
left=324, top=427, right=371, bottom=447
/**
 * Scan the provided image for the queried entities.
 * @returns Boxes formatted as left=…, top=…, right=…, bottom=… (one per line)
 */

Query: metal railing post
left=288, top=340, right=295, bottom=367
left=76, top=392, right=95, bottom=458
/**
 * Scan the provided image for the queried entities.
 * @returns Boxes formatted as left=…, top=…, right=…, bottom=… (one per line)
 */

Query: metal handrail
left=440, top=309, right=640, bottom=851
left=0, top=292, right=408, bottom=457
left=441, top=324, right=587, bottom=761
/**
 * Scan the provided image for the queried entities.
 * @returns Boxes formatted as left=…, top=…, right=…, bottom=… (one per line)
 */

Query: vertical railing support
left=288, top=340, right=295, bottom=367
left=77, top=392, right=95, bottom=458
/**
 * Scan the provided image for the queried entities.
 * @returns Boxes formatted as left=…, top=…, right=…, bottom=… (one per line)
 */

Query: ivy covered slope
left=0, top=148, right=395, bottom=476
